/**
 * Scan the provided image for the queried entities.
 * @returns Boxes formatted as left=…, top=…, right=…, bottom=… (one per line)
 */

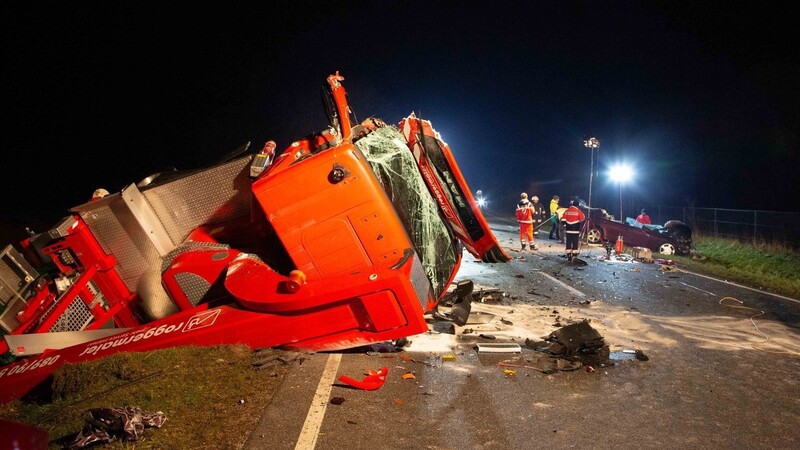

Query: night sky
left=2, top=1, right=798, bottom=244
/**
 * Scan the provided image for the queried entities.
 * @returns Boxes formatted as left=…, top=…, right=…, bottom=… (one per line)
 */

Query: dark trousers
left=565, top=233, right=580, bottom=251
left=549, top=219, right=561, bottom=240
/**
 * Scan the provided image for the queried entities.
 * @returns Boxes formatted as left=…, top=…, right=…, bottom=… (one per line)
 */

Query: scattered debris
left=330, top=397, right=346, bottom=405
left=479, top=334, right=497, bottom=340
left=500, top=318, right=514, bottom=325
left=473, top=287, right=507, bottom=303
left=528, top=290, right=552, bottom=298
left=442, top=354, right=457, bottom=361
left=476, top=343, right=522, bottom=353
left=503, top=369, right=517, bottom=376
left=64, top=406, right=166, bottom=449
left=631, top=247, right=653, bottom=262
left=466, top=312, right=495, bottom=324
left=431, top=321, right=457, bottom=334
left=635, top=349, right=649, bottom=361
left=433, top=279, right=474, bottom=326
left=401, top=372, right=416, bottom=380
left=338, top=367, right=389, bottom=391
left=252, top=349, right=304, bottom=370
left=538, top=320, right=612, bottom=367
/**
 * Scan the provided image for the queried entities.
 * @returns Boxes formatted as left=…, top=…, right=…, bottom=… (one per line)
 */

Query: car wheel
left=586, top=227, right=602, bottom=244
left=658, top=243, right=676, bottom=255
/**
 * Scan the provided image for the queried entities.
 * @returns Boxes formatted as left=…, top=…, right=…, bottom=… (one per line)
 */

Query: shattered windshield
left=355, top=126, right=460, bottom=298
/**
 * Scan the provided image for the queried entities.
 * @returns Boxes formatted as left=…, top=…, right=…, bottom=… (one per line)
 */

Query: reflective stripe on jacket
left=562, top=206, right=585, bottom=233
left=516, top=200, right=534, bottom=224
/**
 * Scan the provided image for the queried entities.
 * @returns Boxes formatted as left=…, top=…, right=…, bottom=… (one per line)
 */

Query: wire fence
left=643, top=206, right=800, bottom=249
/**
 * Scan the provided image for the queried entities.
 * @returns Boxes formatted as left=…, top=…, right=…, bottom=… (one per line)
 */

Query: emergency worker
left=515, top=192, right=536, bottom=250
left=561, top=199, right=586, bottom=262
left=530, top=195, right=547, bottom=242
left=549, top=195, right=562, bottom=241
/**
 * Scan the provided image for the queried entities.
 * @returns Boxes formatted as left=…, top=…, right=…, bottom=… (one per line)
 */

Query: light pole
left=583, top=137, right=600, bottom=211
left=609, top=164, right=633, bottom=221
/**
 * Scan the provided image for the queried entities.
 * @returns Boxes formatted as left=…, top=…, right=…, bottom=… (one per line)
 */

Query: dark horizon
left=2, top=2, right=798, bottom=245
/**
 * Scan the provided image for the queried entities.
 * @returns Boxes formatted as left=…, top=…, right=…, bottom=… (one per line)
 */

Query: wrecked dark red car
left=584, top=207, right=692, bottom=255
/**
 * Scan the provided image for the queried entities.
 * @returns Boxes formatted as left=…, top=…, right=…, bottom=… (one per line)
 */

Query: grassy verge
left=0, top=344, right=296, bottom=449
left=671, top=234, right=800, bottom=300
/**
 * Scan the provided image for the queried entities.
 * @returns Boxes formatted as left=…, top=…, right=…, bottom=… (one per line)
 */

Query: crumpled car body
left=585, top=208, right=692, bottom=255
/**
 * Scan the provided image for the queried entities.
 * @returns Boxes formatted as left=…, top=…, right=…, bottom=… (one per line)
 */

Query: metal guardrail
left=643, top=206, right=800, bottom=248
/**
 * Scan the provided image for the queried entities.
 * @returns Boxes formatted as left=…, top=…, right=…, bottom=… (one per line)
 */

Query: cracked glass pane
left=356, top=126, right=460, bottom=298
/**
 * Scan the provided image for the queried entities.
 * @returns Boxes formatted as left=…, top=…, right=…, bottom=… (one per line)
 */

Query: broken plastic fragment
left=503, top=369, right=516, bottom=376
left=401, top=372, right=416, bottom=380
left=338, top=367, right=389, bottom=391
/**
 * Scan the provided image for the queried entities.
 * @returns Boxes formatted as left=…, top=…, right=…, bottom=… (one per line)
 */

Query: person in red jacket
left=636, top=209, right=651, bottom=225
left=561, top=199, right=586, bottom=262
left=515, top=192, right=537, bottom=250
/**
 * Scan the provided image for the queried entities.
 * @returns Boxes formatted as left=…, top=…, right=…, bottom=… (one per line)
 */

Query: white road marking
left=679, top=281, right=717, bottom=297
left=538, top=272, right=587, bottom=298
left=678, top=268, right=800, bottom=304
left=295, top=353, right=342, bottom=450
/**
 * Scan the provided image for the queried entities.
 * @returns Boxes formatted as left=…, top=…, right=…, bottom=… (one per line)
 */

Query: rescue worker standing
left=561, top=199, right=586, bottom=262
left=530, top=195, right=547, bottom=243
left=515, top=192, right=536, bottom=250
left=549, top=195, right=562, bottom=242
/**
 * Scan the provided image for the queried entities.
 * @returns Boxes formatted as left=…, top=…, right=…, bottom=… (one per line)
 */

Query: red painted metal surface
left=399, top=115, right=511, bottom=263
left=0, top=73, right=508, bottom=403
left=338, top=366, right=389, bottom=391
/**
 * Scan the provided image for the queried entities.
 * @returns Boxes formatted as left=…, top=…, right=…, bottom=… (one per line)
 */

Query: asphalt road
left=244, top=221, right=800, bottom=450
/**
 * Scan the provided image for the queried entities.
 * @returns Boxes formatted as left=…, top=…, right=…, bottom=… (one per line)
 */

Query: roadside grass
left=0, top=344, right=295, bottom=449
left=671, top=233, right=800, bottom=300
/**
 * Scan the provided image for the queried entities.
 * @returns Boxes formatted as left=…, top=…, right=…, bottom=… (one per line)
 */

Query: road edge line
left=294, top=353, right=342, bottom=450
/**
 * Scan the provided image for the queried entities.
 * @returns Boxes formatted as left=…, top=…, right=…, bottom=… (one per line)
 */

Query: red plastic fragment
left=338, top=367, right=389, bottom=391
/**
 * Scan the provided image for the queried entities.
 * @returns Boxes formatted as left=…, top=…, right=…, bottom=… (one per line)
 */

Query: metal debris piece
left=66, top=406, right=166, bottom=449
left=476, top=342, right=521, bottom=353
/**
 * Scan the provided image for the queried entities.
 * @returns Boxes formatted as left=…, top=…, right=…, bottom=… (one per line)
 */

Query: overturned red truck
left=0, top=73, right=510, bottom=402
